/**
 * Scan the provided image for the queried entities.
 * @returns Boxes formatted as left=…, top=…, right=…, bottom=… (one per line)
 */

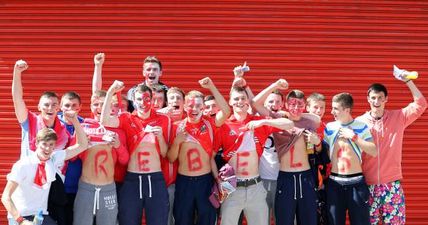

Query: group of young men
left=1, top=53, right=426, bottom=225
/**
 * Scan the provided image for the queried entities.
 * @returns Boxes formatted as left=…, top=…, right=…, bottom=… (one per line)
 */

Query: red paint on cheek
left=186, top=148, right=203, bottom=172
left=142, top=93, right=152, bottom=112
left=95, top=150, right=108, bottom=177
left=236, top=151, right=250, bottom=176
left=138, top=152, right=151, bottom=172
left=289, top=147, right=303, bottom=168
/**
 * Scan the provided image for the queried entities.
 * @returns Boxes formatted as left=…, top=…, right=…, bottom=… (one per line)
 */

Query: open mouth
left=148, top=76, right=156, bottom=80
left=173, top=105, right=180, bottom=110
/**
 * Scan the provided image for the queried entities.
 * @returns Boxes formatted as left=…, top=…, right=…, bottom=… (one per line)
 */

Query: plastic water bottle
left=33, top=210, right=44, bottom=225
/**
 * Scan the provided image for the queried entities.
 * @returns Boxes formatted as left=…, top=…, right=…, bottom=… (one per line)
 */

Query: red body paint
left=138, top=151, right=151, bottom=172
left=236, top=151, right=250, bottom=176
left=187, top=148, right=203, bottom=171
left=94, top=150, right=108, bottom=177
left=289, top=147, right=303, bottom=168
left=337, top=148, right=351, bottom=173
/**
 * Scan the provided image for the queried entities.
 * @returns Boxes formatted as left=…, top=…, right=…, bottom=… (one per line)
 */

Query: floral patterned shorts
left=368, top=180, right=405, bottom=225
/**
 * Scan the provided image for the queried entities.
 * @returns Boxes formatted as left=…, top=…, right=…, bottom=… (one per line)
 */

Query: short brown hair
left=167, top=87, right=185, bottom=99
left=185, top=90, right=204, bottom=102
left=40, top=91, right=59, bottom=100
left=144, top=56, right=162, bottom=71
left=332, top=92, right=353, bottom=109
left=286, top=90, right=305, bottom=101
left=61, top=91, right=81, bottom=104
left=91, top=90, right=107, bottom=102
left=36, top=128, right=58, bottom=143
left=307, top=92, right=325, bottom=104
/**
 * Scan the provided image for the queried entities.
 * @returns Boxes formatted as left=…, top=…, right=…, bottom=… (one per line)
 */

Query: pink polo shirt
left=358, top=97, right=427, bottom=185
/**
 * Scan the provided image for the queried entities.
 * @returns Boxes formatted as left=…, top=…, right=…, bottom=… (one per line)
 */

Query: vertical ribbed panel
left=0, top=1, right=427, bottom=223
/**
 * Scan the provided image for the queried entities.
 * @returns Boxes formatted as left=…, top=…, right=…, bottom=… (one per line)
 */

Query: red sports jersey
left=118, top=110, right=171, bottom=156
left=219, top=114, right=277, bottom=162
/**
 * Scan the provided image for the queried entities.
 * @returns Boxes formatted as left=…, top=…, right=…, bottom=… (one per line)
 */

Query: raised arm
left=92, top=53, right=105, bottom=94
left=251, top=79, right=288, bottom=117
left=100, top=80, right=124, bottom=128
left=64, top=111, right=89, bottom=160
left=199, top=77, right=231, bottom=127
left=244, top=117, right=294, bottom=131
left=12, top=60, right=29, bottom=123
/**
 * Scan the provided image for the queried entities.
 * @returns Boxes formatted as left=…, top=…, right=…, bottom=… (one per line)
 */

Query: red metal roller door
left=0, top=1, right=427, bottom=224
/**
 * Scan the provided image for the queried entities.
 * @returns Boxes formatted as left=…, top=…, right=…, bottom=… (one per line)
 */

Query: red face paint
left=236, top=151, right=250, bottom=176
left=94, top=150, right=108, bottom=177
left=186, top=148, right=203, bottom=171
left=185, top=98, right=203, bottom=121
left=289, top=147, right=303, bottom=168
left=337, top=148, right=351, bottom=173
left=138, top=152, right=151, bottom=172
left=287, top=98, right=305, bottom=116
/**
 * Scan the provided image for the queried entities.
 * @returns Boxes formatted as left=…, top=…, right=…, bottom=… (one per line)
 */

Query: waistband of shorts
left=177, top=172, right=213, bottom=181
left=78, top=180, right=116, bottom=192
left=330, top=172, right=363, bottom=178
left=279, top=169, right=312, bottom=177
left=125, top=171, right=164, bottom=180
left=329, top=174, right=364, bottom=184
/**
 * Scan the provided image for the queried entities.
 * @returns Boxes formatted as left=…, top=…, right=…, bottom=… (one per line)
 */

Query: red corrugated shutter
left=1, top=1, right=427, bottom=224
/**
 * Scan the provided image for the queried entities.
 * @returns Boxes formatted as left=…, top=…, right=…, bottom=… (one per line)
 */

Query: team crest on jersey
left=229, top=130, right=237, bottom=136
left=200, top=124, right=206, bottom=133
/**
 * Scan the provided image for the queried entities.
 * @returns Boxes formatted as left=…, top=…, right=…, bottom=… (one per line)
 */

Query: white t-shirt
left=259, top=134, right=279, bottom=180
left=7, top=150, right=66, bottom=217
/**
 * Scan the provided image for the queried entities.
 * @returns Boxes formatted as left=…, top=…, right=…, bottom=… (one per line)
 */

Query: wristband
left=16, top=216, right=24, bottom=224
left=351, top=134, right=358, bottom=142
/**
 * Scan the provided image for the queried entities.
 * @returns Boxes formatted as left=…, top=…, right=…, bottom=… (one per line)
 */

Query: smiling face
left=167, top=91, right=184, bottom=112
left=36, top=140, right=56, bottom=161
left=264, top=93, right=283, bottom=113
left=143, top=62, right=162, bottom=86
left=229, top=90, right=249, bottom=114
left=90, top=96, right=105, bottom=121
left=331, top=101, right=350, bottom=123
left=367, top=91, right=387, bottom=115
left=306, top=100, right=326, bottom=119
left=134, top=91, right=152, bottom=114
left=185, top=97, right=204, bottom=123
left=38, top=96, right=59, bottom=122
left=203, top=99, right=219, bottom=116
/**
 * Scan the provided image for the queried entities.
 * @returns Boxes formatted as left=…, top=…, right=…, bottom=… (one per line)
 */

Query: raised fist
left=275, top=79, right=289, bottom=90
left=199, top=77, right=214, bottom=89
left=109, top=80, right=125, bottom=93
left=14, top=60, right=29, bottom=73
left=232, top=77, right=247, bottom=88
left=94, top=53, right=105, bottom=65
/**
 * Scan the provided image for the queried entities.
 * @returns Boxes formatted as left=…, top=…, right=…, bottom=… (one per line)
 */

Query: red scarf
left=34, top=161, right=47, bottom=187
left=28, top=111, right=69, bottom=151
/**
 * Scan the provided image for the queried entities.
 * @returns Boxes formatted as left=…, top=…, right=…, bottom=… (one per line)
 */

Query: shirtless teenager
left=72, top=90, right=128, bottom=225
left=101, top=81, right=170, bottom=225
left=324, top=93, right=377, bottom=225
left=252, top=79, right=321, bottom=225
left=168, top=77, right=230, bottom=225
left=219, top=75, right=294, bottom=225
